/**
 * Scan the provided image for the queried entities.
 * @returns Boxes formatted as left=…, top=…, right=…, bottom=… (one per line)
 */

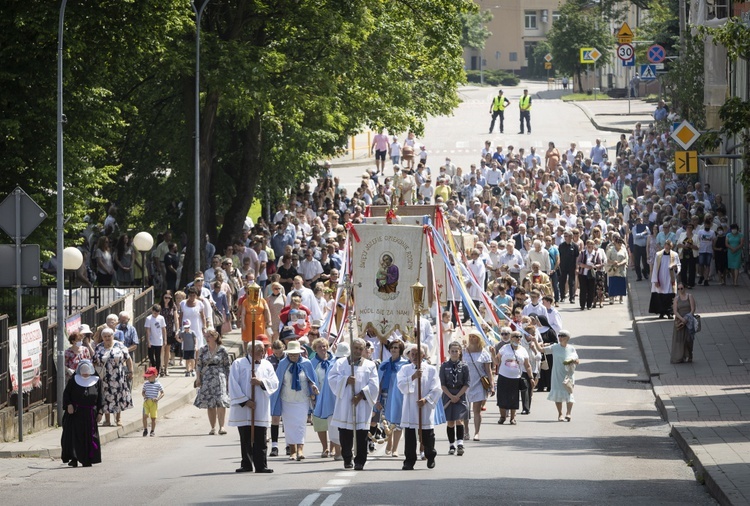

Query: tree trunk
left=216, top=115, right=262, bottom=249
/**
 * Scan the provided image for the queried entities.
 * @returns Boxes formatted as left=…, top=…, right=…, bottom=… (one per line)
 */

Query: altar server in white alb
left=398, top=343, right=442, bottom=471
left=228, top=342, right=278, bottom=474
left=329, top=338, right=379, bottom=470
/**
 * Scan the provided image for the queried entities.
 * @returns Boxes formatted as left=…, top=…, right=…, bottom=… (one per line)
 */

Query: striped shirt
left=142, top=380, right=164, bottom=400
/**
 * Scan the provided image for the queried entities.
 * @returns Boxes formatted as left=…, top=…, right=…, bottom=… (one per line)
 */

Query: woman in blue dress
left=543, top=330, right=579, bottom=422
left=377, top=340, right=408, bottom=458
left=726, top=224, right=744, bottom=286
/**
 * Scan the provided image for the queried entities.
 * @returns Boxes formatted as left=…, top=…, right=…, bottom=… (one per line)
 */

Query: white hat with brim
left=78, top=324, right=93, bottom=335
left=334, top=342, right=350, bottom=358
left=285, top=340, right=303, bottom=354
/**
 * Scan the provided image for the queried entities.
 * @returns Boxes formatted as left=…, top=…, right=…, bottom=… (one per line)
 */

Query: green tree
left=661, top=34, right=704, bottom=127
left=460, top=9, right=492, bottom=51
left=546, top=0, right=614, bottom=92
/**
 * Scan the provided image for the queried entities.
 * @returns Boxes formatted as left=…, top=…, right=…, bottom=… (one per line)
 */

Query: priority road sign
left=617, top=43, right=634, bottom=61
left=544, top=53, right=553, bottom=62
left=674, top=151, right=698, bottom=174
left=639, top=64, right=657, bottom=81
left=671, top=120, right=701, bottom=150
left=580, top=47, right=601, bottom=64
left=647, top=44, right=666, bottom=63
left=617, top=22, right=634, bottom=44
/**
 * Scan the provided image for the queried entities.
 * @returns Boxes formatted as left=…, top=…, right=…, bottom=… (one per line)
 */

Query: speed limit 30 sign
left=617, top=43, right=634, bottom=61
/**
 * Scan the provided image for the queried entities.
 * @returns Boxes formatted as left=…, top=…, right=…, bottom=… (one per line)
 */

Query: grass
left=248, top=199, right=263, bottom=223
left=561, top=93, right=613, bottom=102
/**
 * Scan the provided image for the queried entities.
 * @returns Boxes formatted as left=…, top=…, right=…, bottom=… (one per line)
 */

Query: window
left=525, top=10, right=537, bottom=29
left=509, top=52, right=518, bottom=62
left=552, top=11, right=561, bottom=23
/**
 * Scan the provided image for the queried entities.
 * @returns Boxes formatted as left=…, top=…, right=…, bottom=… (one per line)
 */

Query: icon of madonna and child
left=375, top=253, right=399, bottom=296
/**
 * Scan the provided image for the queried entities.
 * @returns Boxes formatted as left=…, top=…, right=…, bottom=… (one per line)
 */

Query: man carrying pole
left=329, top=337, right=379, bottom=470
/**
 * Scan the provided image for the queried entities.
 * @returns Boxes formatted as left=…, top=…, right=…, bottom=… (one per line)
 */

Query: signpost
left=671, top=120, right=701, bottom=150
left=640, top=64, right=657, bottom=81
left=0, top=187, right=46, bottom=442
left=675, top=151, right=698, bottom=174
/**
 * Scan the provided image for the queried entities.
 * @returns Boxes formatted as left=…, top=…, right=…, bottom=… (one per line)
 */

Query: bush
left=465, top=69, right=520, bottom=87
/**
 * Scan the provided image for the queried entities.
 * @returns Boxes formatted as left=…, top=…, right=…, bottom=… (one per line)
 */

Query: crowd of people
left=61, top=99, right=739, bottom=472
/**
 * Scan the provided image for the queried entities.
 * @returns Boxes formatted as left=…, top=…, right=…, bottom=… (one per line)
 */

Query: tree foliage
left=459, top=9, right=491, bottom=51
left=545, top=0, right=614, bottom=92
left=0, top=0, right=474, bottom=274
left=661, top=35, right=705, bottom=127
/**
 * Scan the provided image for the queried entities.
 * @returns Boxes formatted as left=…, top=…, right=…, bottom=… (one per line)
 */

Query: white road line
left=298, top=493, right=320, bottom=506
left=325, top=479, right=350, bottom=486
left=319, top=486, right=343, bottom=493
left=320, top=493, right=342, bottom=506
left=336, top=471, right=357, bottom=477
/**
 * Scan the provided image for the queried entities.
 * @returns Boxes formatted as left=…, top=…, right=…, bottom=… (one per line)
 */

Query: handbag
left=694, top=313, right=701, bottom=333
left=518, top=376, right=528, bottom=391
left=468, top=351, right=492, bottom=392
left=212, top=308, right=225, bottom=327
left=540, top=353, right=549, bottom=371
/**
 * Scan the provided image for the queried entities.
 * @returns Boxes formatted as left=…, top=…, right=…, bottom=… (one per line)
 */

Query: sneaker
left=150, top=431, right=155, bottom=437
left=698, top=277, right=704, bottom=285
left=143, top=429, right=148, bottom=437
left=448, top=446, right=456, bottom=455
left=368, top=442, right=375, bottom=453
left=703, top=279, right=709, bottom=286
left=420, top=451, right=426, bottom=461
left=456, top=445, right=465, bottom=456
left=270, top=447, right=279, bottom=457
left=185, top=371, right=190, bottom=377
left=191, top=371, right=196, bottom=377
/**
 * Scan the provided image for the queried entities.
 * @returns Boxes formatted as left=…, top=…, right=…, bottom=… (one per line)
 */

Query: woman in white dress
left=269, top=341, right=319, bottom=460
left=463, top=332, right=494, bottom=441
left=179, top=288, right=207, bottom=349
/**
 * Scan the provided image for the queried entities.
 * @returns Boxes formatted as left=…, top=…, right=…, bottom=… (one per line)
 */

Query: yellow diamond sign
left=670, top=120, right=700, bottom=150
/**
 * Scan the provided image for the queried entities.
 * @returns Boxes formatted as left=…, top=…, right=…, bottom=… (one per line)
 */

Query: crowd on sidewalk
left=57, top=92, right=744, bottom=476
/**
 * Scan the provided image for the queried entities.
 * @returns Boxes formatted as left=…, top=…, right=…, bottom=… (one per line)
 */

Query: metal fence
left=0, top=288, right=151, bottom=415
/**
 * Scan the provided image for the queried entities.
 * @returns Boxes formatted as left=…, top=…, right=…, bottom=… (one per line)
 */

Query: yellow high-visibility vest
left=519, top=95, right=531, bottom=111
left=492, top=96, right=507, bottom=111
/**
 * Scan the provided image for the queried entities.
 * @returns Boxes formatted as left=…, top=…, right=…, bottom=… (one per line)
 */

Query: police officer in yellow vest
left=488, top=89, right=511, bottom=134
left=519, top=89, right=532, bottom=134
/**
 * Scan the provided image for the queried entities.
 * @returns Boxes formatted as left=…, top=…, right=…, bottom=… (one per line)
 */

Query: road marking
left=299, top=493, right=320, bottom=506
left=336, top=471, right=357, bottom=477
left=319, top=486, right=342, bottom=493
left=326, top=479, right=350, bottom=486
left=455, top=141, right=468, bottom=148
left=320, top=493, right=342, bottom=506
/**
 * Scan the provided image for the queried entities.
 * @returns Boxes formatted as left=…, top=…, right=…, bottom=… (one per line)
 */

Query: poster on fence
left=352, top=223, right=428, bottom=340
left=9, top=321, right=44, bottom=394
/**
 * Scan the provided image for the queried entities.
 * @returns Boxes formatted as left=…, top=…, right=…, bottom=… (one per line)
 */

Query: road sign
left=654, top=63, right=665, bottom=70
left=544, top=53, right=553, bottom=62
left=639, top=64, right=657, bottom=81
left=544, top=62, right=552, bottom=70
left=647, top=44, right=666, bottom=63
left=0, top=245, right=41, bottom=287
left=617, top=22, right=634, bottom=44
left=0, top=187, right=47, bottom=241
left=674, top=151, right=698, bottom=174
left=617, top=43, right=634, bottom=61
left=580, top=47, right=601, bottom=64
left=671, top=120, right=701, bottom=150
left=622, top=55, right=635, bottom=67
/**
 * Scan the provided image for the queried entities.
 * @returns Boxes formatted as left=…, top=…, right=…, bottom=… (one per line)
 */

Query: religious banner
left=9, top=321, right=44, bottom=394
left=352, top=223, right=427, bottom=340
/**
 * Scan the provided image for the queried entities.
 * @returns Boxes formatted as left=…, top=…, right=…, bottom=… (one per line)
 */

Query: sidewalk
left=570, top=98, right=655, bottom=134
left=0, top=329, right=246, bottom=458
left=630, top=272, right=750, bottom=505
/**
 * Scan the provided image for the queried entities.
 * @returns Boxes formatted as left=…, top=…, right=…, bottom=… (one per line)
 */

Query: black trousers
left=148, top=345, right=162, bottom=371
left=489, top=110, right=506, bottom=133
left=681, top=256, right=697, bottom=287
left=520, top=372, right=533, bottom=410
left=339, top=428, right=368, bottom=467
left=578, top=274, right=596, bottom=309
left=237, top=425, right=268, bottom=471
left=519, top=110, right=531, bottom=133
left=632, top=244, right=649, bottom=280
left=404, top=428, right=436, bottom=468
left=447, top=300, right=460, bottom=325
left=463, top=300, right=480, bottom=323
left=559, top=266, right=576, bottom=301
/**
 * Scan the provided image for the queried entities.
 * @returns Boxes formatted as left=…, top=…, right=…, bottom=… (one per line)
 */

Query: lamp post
left=62, top=247, right=83, bottom=317
left=191, top=0, right=211, bottom=275
left=410, top=281, right=424, bottom=446
left=133, top=232, right=154, bottom=291
left=55, top=0, right=69, bottom=428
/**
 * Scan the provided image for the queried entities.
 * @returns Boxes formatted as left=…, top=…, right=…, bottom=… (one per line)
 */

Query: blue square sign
left=622, top=55, right=635, bottom=67
left=640, top=64, right=657, bottom=80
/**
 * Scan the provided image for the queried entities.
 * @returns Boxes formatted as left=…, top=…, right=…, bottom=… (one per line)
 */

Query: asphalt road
left=0, top=83, right=716, bottom=506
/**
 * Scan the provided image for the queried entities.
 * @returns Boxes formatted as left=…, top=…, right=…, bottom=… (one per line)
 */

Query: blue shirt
left=547, top=245, right=560, bottom=270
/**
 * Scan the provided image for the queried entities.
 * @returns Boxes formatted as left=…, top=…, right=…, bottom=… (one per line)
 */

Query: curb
left=570, top=102, right=634, bottom=134
left=0, top=385, right=196, bottom=459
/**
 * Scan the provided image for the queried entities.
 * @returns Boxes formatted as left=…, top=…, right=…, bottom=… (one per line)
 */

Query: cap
left=182, top=320, right=191, bottom=327
left=144, top=367, right=158, bottom=378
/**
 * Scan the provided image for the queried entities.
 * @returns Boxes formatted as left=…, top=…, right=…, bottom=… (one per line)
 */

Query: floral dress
left=194, top=345, right=231, bottom=409
left=64, top=345, right=91, bottom=381
left=93, top=342, right=133, bottom=413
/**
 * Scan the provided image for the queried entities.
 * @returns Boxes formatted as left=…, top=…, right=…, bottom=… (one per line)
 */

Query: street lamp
left=62, top=246, right=83, bottom=317
left=191, top=0, right=212, bottom=275
left=133, top=232, right=154, bottom=291
left=55, top=0, right=69, bottom=429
